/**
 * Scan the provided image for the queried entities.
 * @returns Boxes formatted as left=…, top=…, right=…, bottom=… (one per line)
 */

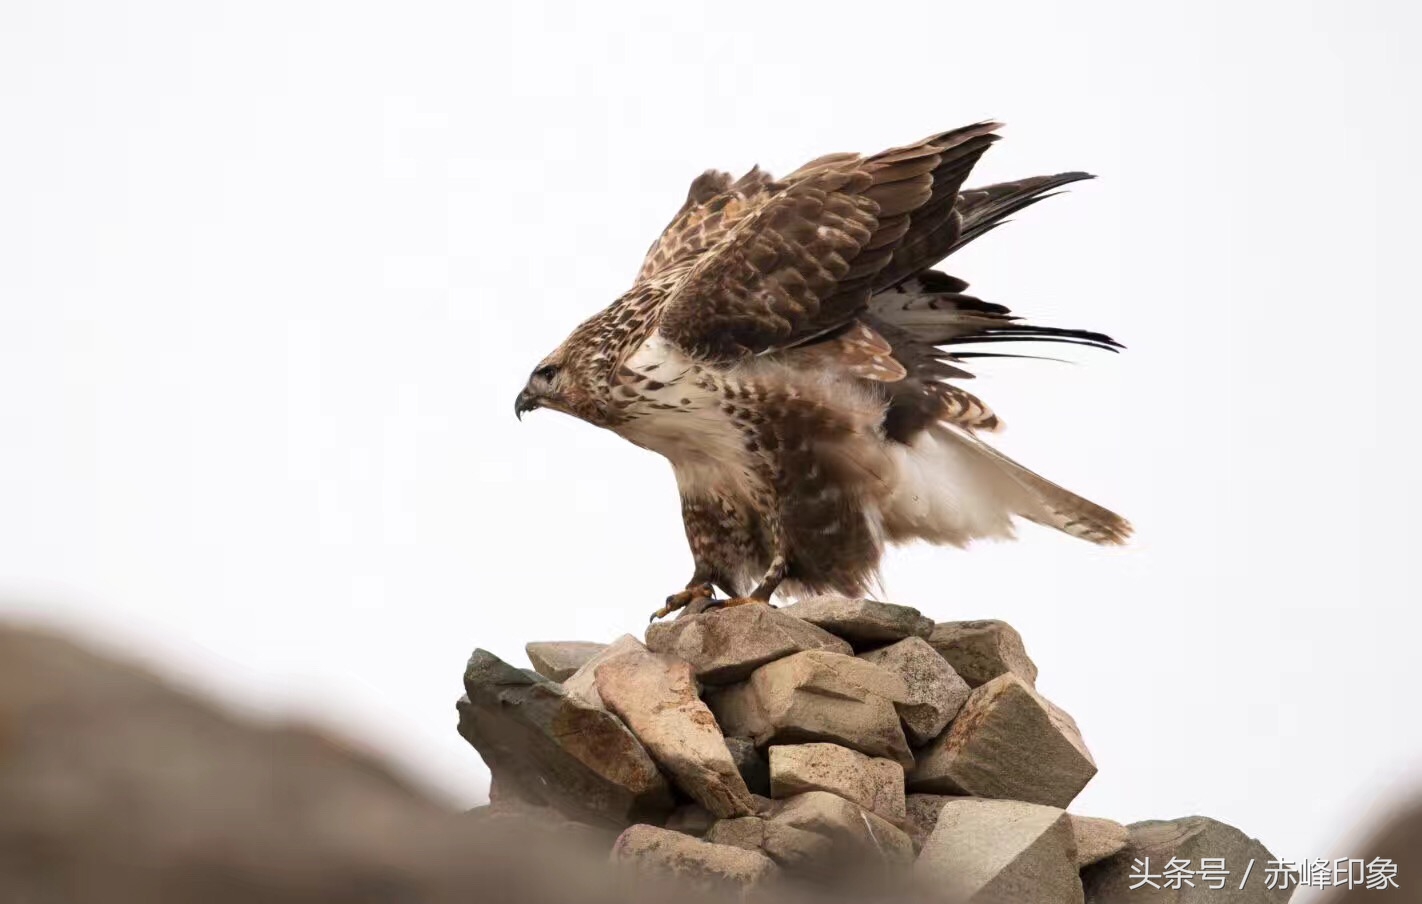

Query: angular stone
left=761, top=791, right=915, bottom=878
left=780, top=596, right=933, bottom=648
left=768, top=742, right=905, bottom=821
left=726, top=737, right=771, bottom=797
left=646, top=603, right=851, bottom=684
left=524, top=640, right=606, bottom=682
left=457, top=649, right=673, bottom=829
left=1083, top=817, right=1295, bottom=903
left=904, top=793, right=971, bottom=850
left=706, top=651, right=913, bottom=767
left=561, top=634, right=645, bottom=709
left=611, top=824, right=778, bottom=894
left=859, top=636, right=970, bottom=745
left=1071, top=815, right=1130, bottom=868
left=927, top=619, right=1038, bottom=687
left=908, top=673, right=1096, bottom=807
left=916, top=798, right=1082, bottom=904
left=705, top=816, right=769, bottom=852
left=595, top=649, right=755, bottom=818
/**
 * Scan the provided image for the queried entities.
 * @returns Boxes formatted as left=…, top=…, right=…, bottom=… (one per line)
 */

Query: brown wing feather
left=651, top=123, right=1003, bottom=362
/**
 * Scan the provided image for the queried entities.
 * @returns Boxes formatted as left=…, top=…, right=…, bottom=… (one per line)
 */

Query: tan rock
left=761, top=791, right=915, bottom=878
left=705, top=816, right=769, bottom=852
left=560, top=634, right=644, bottom=708
left=725, top=737, right=771, bottom=796
left=768, top=742, right=905, bottom=821
left=1071, top=815, right=1129, bottom=868
left=905, top=793, right=971, bottom=850
left=458, top=649, right=673, bottom=829
left=908, top=673, right=1096, bottom=807
left=916, top=797, right=1082, bottom=904
left=611, top=824, right=778, bottom=894
left=780, top=596, right=933, bottom=648
left=524, top=640, right=606, bottom=681
left=927, top=619, right=1038, bottom=687
left=1083, top=817, right=1295, bottom=903
left=646, top=603, right=851, bottom=684
left=706, top=651, right=913, bottom=767
left=859, top=636, right=970, bottom=745
left=595, top=650, right=755, bottom=818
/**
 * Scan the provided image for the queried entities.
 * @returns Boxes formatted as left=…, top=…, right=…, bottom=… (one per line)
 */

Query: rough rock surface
left=1083, top=817, right=1296, bottom=903
left=611, top=824, right=779, bottom=894
left=859, top=636, right=971, bottom=745
left=725, top=737, right=771, bottom=797
left=705, top=815, right=769, bottom=852
left=780, top=596, right=933, bottom=648
left=562, top=633, right=646, bottom=708
left=905, top=793, right=971, bottom=849
left=1071, top=815, right=1130, bottom=868
left=459, top=649, right=674, bottom=827
left=646, top=603, right=851, bottom=684
left=909, top=672, right=1096, bottom=807
left=594, top=649, right=755, bottom=818
left=916, top=798, right=1083, bottom=904
left=707, top=650, right=913, bottom=766
left=768, top=742, right=906, bottom=821
left=927, top=619, right=1039, bottom=687
left=525, top=640, right=606, bottom=681
left=761, top=791, right=915, bottom=878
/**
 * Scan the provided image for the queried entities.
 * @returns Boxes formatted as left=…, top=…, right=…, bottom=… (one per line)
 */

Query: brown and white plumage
left=514, top=122, right=1130, bottom=611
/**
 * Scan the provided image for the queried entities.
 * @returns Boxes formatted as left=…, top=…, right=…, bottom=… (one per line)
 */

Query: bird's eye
left=534, top=365, right=559, bottom=382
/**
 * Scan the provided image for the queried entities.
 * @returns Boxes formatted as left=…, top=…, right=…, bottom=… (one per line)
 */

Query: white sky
left=2, top=0, right=1419, bottom=878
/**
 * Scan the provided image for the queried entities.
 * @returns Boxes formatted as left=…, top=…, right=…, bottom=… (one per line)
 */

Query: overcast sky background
left=2, top=0, right=1418, bottom=878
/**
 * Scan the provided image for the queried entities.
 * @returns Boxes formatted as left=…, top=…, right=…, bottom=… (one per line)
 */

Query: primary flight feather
left=513, top=122, right=1130, bottom=619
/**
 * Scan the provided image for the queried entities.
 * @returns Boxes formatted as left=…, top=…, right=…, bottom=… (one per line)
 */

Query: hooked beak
left=514, top=388, right=540, bottom=421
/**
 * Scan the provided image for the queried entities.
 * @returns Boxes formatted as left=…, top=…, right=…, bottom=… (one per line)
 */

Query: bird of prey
left=514, top=122, right=1130, bottom=620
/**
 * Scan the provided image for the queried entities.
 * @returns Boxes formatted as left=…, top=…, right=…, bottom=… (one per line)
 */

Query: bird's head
left=513, top=348, right=611, bottom=427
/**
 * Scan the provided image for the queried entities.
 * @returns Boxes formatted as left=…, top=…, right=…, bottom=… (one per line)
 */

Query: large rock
left=458, top=649, right=674, bottom=828
left=859, top=636, right=970, bottom=745
left=726, top=737, right=771, bottom=796
left=1071, top=815, right=1130, bottom=868
left=927, top=619, right=1038, bottom=687
left=780, top=596, right=933, bottom=648
left=1083, top=817, right=1296, bottom=903
left=768, top=742, right=905, bottom=821
left=611, top=824, right=779, bottom=895
left=705, top=816, right=770, bottom=852
left=760, top=790, right=915, bottom=879
left=646, top=603, right=852, bottom=684
left=908, top=673, right=1096, bottom=807
left=561, top=633, right=645, bottom=708
left=594, top=649, right=756, bottom=819
left=525, top=640, right=606, bottom=681
left=706, top=651, right=913, bottom=767
left=916, top=798, right=1083, bottom=904
left=905, top=793, right=971, bottom=849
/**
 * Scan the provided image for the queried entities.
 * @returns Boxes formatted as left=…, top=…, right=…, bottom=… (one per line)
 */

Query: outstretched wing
left=648, top=123, right=1003, bottom=362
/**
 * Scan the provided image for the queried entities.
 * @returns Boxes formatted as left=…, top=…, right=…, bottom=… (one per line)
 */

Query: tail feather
left=951, top=172, right=1096, bottom=254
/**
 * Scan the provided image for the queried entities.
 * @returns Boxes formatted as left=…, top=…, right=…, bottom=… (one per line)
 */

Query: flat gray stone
left=927, top=619, right=1038, bottom=687
left=707, top=651, right=913, bottom=767
left=595, top=649, right=755, bottom=818
left=768, top=742, right=905, bottom=821
left=457, top=649, right=673, bottom=829
left=611, top=824, right=779, bottom=894
left=646, top=603, right=851, bottom=684
left=1083, top=817, right=1296, bottom=903
left=859, top=636, right=970, bottom=745
left=908, top=673, right=1096, bottom=807
left=916, top=797, right=1082, bottom=904
left=780, top=596, right=933, bottom=648
left=561, top=634, right=645, bottom=709
left=1071, top=815, right=1130, bottom=868
left=524, top=641, right=606, bottom=682
left=726, top=737, right=771, bottom=797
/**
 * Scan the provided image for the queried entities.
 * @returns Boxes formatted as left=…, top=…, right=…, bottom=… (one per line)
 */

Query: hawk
left=514, top=122, right=1130, bottom=620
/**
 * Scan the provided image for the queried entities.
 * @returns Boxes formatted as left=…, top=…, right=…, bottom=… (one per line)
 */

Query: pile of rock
left=459, top=598, right=1292, bottom=903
